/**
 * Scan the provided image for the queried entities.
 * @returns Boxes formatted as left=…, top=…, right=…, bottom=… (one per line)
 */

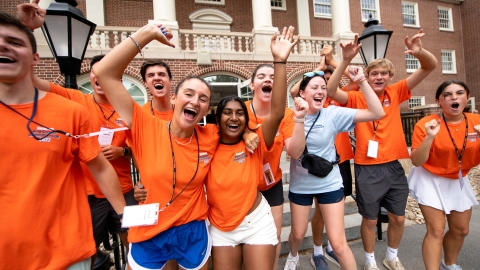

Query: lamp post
left=41, top=0, right=96, bottom=89
left=357, top=14, right=393, bottom=66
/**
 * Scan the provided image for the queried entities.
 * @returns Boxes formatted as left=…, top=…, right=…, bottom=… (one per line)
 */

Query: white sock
left=313, top=244, right=324, bottom=256
left=365, top=252, right=376, bottom=265
left=326, top=241, right=333, bottom=252
left=386, top=246, right=398, bottom=261
left=288, top=252, right=299, bottom=261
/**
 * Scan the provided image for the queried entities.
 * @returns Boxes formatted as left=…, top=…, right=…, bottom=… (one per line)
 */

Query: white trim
left=405, top=53, right=419, bottom=73
left=441, top=49, right=457, bottom=74
left=271, top=0, right=287, bottom=10
left=402, top=1, right=420, bottom=27
left=313, top=0, right=332, bottom=19
left=468, top=97, right=476, bottom=113
left=195, top=0, right=225, bottom=5
left=189, top=9, right=233, bottom=32
left=438, top=6, right=454, bottom=31
left=408, top=96, right=425, bottom=108
left=361, top=0, right=381, bottom=22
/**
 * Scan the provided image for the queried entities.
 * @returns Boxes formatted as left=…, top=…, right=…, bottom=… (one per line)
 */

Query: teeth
left=185, top=108, right=197, bottom=114
left=154, top=84, right=163, bottom=90
left=0, top=56, right=15, bottom=63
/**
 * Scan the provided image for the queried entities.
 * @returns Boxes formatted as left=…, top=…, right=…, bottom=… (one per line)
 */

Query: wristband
left=117, top=213, right=123, bottom=220
left=128, top=35, right=143, bottom=56
left=294, top=117, right=305, bottom=123
left=356, top=78, right=367, bottom=84
left=273, top=61, right=287, bottom=64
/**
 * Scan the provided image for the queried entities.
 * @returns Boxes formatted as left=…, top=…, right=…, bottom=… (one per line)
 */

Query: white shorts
left=209, top=195, right=278, bottom=246
left=66, top=257, right=92, bottom=270
left=408, top=166, right=478, bottom=214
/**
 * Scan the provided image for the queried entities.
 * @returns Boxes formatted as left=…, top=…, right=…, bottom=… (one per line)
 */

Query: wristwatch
left=123, top=147, right=129, bottom=157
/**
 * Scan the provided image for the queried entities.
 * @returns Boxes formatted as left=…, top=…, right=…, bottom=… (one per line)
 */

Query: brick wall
left=2, top=0, right=29, bottom=15
left=308, top=0, right=332, bottom=37
left=460, top=0, right=480, bottom=110
left=104, top=0, right=152, bottom=27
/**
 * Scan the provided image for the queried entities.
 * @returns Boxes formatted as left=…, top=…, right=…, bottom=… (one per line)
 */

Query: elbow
left=375, top=111, right=386, bottom=120
left=411, top=158, right=424, bottom=167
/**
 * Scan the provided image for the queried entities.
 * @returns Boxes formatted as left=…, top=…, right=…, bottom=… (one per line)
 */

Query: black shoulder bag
left=300, top=111, right=340, bottom=178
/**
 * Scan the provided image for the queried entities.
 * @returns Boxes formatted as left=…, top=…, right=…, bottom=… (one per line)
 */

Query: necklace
left=93, top=96, right=115, bottom=126
left=168, top=121, right=194, bottom=146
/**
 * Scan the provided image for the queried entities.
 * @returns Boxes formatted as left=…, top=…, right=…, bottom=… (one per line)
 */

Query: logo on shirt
left=233, top=151, right=247, bottom=164
left=383, top=99, right=391, bottom=107
left=114, top=118, right=125, bottom=127
left=199, top=152, right=211, bottom=164
left=29, top=127, right=60, bottom=142
left=467, top=132, right=478, bottom=142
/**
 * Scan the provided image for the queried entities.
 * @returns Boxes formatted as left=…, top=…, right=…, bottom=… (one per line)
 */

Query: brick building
left=3, top=0, right=478, bottom=111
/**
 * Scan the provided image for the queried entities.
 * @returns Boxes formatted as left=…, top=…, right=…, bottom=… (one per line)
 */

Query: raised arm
left=93, top=25, right=174, bottom=127
left=286, top=97, right=309, bottom=159
left=350, top=66, right=385, bottom=122
left=290, top=56, right=326, bottom=98
left=404, top=30, right=438, bottom=91
left=410, top=119, right=440, bottom=166
left=262, top=26, right=299, bottom=148
left=326, top=35, right=361, bottom=105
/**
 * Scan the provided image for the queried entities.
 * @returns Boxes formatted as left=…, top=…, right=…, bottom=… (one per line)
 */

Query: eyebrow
left=7, top=36, right=26, bottom=44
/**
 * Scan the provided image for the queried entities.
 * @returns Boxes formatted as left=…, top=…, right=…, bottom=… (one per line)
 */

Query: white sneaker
left=284, top=256, right=300, bottom=270
left=383, top=257, right=405, bottom=270
left=441, top=260, right=463, bottom=270
left=364, top=262, right=380, bottom=270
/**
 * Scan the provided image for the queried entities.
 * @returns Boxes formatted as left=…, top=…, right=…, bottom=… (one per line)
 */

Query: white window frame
left=408, top=96, right=425, bottom=109
left=271, top=0, right=286, bottom=11
left=402, top=1, right=420, bottom=27
left=313, top=0, right=332, bottom=19
left=405, top=53, right=419, bottom=73
left=195, top=0, right=225, bottom=5
left=467, top=97, right=476, bottom=113
left=438, top=6, right=453, bottom=31
left=441, top=50, right=457, bottom=74
left=361, top=0, right=381, bottom=22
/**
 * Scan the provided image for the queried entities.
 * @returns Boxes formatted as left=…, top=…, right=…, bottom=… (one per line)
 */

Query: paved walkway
left=277, top=204, right=480, bottom=270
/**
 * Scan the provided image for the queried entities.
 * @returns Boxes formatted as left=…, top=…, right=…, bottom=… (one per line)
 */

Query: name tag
left=121, top=203, right=159, bottom=228
left=263, top=163, right=276, bottom=186
left=98, top=127, right=114, bottom=145
left=367, top=140, right=379, bottom=158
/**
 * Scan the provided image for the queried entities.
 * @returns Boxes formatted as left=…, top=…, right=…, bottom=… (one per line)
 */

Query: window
left=402, top=2, right=419, bottom=27
left=79, top=75, right=147, bottom=105
left=467, top=97, right=476, bottom=113
left=438, top=7, right=453, bottom=31
left=195, top=0, right=224, bottom=5
left=408, top=96, right=425, bottom=108
left=361, top=0, right=380, bottom=21
left=271, top=0, right=286, bottom=10
left=405, top=53, right=419, bottom=73
left=441, top=50, right=456, bottom=74
left=314, top=0, right=331, bottom=18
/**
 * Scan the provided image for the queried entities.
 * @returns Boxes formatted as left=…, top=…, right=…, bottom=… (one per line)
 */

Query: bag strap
left=303, top=111, right=341, bottom=165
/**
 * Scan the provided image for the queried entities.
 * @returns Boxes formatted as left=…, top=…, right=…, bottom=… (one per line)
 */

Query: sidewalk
left=277, top=203, right=480, bottom=270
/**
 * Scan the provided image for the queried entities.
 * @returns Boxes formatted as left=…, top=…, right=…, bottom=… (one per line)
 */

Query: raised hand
left=425, top=119, right=441, bottom=138
left=474, top=125, right=480, bottom=137
left=320, top=45, right=334, bottom=64
left=405, top=29, right=425, bottom=56
left=140, top=24, right=175, bottom=48
left=340, top=34, right=361, bottom=61
left=243, top=132, right=260, bottom=154
left=317, top=56, right=328, bottom=71
left=293, top=97, right=309, bottom=119
left=270, top=26, right=300, bottom=62
left=348, top=66, right=365, bottom=83
left=17, top=0, right=46, bottom=31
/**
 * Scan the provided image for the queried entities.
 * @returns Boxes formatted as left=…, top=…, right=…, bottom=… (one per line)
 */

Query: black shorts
left=89, top=189, right=138, bottom=246
left=260, top=180, right=284, bottom=207
left=339, top=160, right=353, bottom=196
left=289, top=188, right=344, bottom=206
left=354, top=160, right=408, bottom=220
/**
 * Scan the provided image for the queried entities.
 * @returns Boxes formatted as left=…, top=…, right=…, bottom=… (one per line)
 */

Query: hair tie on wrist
left=273, top=61, right=287, bottom=64
left=294, top=117, right=305, bottom=123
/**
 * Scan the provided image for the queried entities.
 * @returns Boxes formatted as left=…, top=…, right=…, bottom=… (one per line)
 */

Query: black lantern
left=357, top=14, right=393, bottom=66
left=41, top=0, right=96, bottom=89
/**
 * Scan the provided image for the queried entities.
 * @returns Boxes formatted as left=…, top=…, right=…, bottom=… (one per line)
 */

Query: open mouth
left=226, top=124, right=240, bottom=131
left=0, top=56, right=15, bottom=64
left=451, top=102, right=460, bottom=109
left=313, top=97, right=323, bottom=103
left=184, top=108, right=197, bottom=120
left=262, top=85, right=272, bottom=93
left=154, top=84, right=164, bottom=90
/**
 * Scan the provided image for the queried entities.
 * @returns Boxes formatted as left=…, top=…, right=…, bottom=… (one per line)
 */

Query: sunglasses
left=303, top=71, right=325, bottom=77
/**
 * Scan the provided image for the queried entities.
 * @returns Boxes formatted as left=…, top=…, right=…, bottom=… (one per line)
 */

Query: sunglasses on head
left=303, top=71, right=324, bottom=78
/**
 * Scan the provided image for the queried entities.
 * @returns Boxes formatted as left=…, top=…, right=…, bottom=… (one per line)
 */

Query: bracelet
left=356, top=78, right=367, bottom=84
left=128, top=35, right=143, bottom=56
left=294, top=117, right=305, bottom=123
left=273, top=61, right=287, bottom=64
left=117, top=213, right=123, bottom=220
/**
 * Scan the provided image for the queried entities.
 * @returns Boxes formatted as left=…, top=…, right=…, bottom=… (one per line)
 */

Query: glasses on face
left=303, top=71, right=325, bottom=78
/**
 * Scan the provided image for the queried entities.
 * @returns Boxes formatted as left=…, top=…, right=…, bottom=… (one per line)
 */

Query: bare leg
left=243, top=244, right=276, bottom=270
left=418, top=204, right=446, bottom=270
left=386, top=212, right=405, bottom=249
left=119, top=232, right=130, bottom=254
left=287, top=202, right=312, bottom=256
left=164, top=260, right=179, bottom=270
left=360, top=217, right=377, bottom=253
left=443, top=208, right=472, bottom=266
left=311, top=197, right=325, bottom=247
left=270, top=205, right=283, bottom=270
left=212, top=245, right=243, bottom=270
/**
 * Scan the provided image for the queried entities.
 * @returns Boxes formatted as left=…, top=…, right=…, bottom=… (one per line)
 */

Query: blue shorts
left=128, top=220, right=211, bottom=270
left=289, top=188, right=344, bottom=206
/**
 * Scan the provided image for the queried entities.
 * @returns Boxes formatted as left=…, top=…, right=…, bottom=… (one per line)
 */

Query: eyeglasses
left=303, top=71, right=324, bottom=77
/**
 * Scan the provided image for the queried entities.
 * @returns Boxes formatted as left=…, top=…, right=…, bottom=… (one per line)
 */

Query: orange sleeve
left=282, top=108, right=295, bottom=140
left=73, top=108, right=102, bottom=163
left=49, top=82, right=88, bottom=106
left=411, top=117, right=428, bottom=150
left=393, top=79, right=411, bottom=103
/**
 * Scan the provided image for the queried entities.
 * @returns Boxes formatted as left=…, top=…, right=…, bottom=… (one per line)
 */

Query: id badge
left=263, top=163, right=276, bottom=186
left=98, top=127, right=114, bottom=146
left=121, top=203, right=159, bottom=228
left=459, top=170, right=464, bottom=190
left=367, top=140, right=379, bottom=158
left=295, top=159, right=309, bottom=176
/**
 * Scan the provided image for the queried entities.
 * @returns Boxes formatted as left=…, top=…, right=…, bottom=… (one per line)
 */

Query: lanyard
left=161, top=122, right=200, bottom=212
left=371, top=93, right=387, bottom=140
left=150, top=99, right=155, bottom=116
left=442, top=113, right=468, bottom=169
left=250, top=101, right=259, bottom=125
left=93, top=96, right=115, bottom=126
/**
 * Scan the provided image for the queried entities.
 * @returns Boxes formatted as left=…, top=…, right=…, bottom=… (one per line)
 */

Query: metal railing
left=400, top=111, right=426, bottom=147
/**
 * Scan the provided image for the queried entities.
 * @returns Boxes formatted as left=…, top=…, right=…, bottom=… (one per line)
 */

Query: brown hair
left=365, top=58, right=395, bottom=77
left=0, top=12, right=37, bottom=53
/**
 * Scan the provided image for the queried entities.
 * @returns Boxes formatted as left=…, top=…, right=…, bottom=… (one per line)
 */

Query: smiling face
left=171, top=77, right=211, bottom=132
left=218, top=99, right=247, bottom=144
left=367, top=67, right=392, bottom=94
left=251, top=66, right=274, bottom=104
left=437, top=83, right=469, bottom=121
left=144, top=65, right=171, bottom=99
left=299, top=76, right=327, bottom=114
left=0, top=25, right=39, bottom=84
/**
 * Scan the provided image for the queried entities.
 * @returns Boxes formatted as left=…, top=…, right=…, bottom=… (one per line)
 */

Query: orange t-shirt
left=142, top=100, right=174, bottom=120
left=127, top=102, right=219, bottom=242
left=206, top=128, right=270, bottom=231
left=245, top=100, right=294, bottom=190
left=50, top=83, right=132, bottom=197
left=344, top=79, right=411, bottom=165
left=412, top=113, right=480, bottom=179
left=325, top=98, right=355, bottom=163
left=0, top=93, right=100, bottom=269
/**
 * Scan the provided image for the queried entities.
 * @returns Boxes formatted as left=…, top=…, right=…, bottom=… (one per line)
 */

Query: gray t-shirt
left=289, top=106, right=357, bottom=194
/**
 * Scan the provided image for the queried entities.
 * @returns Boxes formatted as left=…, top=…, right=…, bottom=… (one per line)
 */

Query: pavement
left=277, top=203, right=480, bottom=270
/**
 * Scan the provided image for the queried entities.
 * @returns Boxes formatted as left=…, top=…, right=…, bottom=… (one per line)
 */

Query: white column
left=148, top=0, right=179, bottom=51
left=37, top=0, right=55, bottom=9
left=296, top=0, right=311, bottom=36
left=331, top=0, right=352, bottom=36
left=35, top=0, right=55, bottom=57
left=86, top=0, right=105, bottom=26
left=252, top=0, right=277, bottom=54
